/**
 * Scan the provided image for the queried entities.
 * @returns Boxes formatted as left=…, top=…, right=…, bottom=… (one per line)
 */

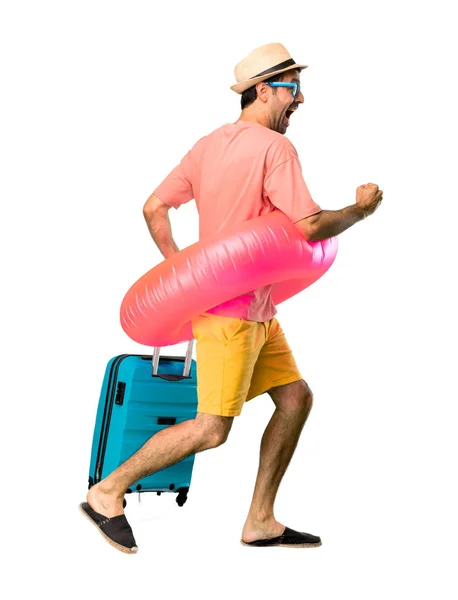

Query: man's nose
left=296, top=90, right=304, bottom=104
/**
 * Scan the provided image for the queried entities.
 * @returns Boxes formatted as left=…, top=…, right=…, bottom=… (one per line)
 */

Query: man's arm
left=295, top=183, right=383, bottom=242
left=143, top=193, right=180, bottom=259
left=296, top=205, right=365, bottom=241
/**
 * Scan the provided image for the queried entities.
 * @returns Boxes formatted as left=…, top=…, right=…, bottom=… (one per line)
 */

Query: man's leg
left=82, top=413, right=233, bottom=553
left=87, top=413, right=234, bottom=518
left=241, top=379, right=313, bottom=542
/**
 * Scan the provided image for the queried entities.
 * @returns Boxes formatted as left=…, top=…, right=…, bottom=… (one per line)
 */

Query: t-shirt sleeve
left=264, top=141, right=321, bottom=223
left=153, top=150, right=194, bottom=209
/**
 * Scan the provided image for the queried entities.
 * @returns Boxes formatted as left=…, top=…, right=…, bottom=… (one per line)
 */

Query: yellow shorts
left=191, top=312, right=303, bottom=417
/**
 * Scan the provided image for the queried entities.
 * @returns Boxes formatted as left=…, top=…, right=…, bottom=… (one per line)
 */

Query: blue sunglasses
left=265, top=81, right=301, bottom=98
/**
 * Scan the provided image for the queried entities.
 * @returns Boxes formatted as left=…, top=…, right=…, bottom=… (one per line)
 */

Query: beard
left=269, top=100, right=296, bottom=134
left=269, top=109, right=289, bottom=135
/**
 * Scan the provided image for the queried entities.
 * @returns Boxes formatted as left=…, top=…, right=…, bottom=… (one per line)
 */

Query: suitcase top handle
left=152, top=340, right=194, bottom=380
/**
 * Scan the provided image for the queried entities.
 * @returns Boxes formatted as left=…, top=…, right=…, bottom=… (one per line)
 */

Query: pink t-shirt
left=153, top=120, right=322, bottom=322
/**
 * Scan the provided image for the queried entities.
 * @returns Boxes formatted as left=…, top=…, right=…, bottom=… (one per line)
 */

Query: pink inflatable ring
left=120, top=210, right=337, bottom=346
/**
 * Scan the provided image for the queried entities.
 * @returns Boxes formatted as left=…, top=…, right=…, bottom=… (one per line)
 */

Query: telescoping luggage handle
left=152, top=340, right=194, bottom=381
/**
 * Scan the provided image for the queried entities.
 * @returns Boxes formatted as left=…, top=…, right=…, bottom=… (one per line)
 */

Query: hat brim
left=230, top=63, right=308, bottom=94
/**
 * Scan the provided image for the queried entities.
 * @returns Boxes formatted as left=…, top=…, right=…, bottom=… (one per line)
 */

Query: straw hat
left=231, top=43, right=308, bottom=94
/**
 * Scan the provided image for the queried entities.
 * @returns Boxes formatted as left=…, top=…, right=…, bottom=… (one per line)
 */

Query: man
left=80, top=43, right=383, bottom=554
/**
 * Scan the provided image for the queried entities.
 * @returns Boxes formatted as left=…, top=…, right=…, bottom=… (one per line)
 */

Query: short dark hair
left=241, top=69, right=302, bottom=110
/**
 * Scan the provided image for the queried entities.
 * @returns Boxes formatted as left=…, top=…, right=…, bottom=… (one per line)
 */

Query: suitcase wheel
left=176, top=487, right=189, bottom=507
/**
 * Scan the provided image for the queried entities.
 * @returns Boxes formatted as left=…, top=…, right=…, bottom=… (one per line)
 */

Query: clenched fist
left=356, top=183, right=383, bottom=218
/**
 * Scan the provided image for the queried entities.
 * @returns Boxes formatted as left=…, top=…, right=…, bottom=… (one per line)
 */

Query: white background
left=2, top=0, right=457, bottom=597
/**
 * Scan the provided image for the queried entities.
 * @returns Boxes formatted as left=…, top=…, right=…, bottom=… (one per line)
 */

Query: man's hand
left=356, top=182, right=383, bottom=219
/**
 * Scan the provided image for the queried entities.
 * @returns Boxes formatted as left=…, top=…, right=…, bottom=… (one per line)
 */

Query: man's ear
left=256, top=81, right=270, bottom=102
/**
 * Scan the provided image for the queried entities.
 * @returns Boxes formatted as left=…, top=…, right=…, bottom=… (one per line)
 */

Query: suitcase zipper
left=94, top=354, right=129, bottom=483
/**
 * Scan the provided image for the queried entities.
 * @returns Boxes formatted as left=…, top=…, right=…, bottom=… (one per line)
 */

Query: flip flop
left=240, top=526, right=321, bottom=548
left=79, top=502, right=138, bottom=554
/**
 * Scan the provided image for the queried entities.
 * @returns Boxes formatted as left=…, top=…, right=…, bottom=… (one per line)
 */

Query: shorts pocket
left=221, top=317, right=245, bottom=345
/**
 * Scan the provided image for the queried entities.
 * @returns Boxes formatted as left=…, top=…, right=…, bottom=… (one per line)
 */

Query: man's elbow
left=294, top=213, right=321, bottom=242
left=143, top=194, right=170, bottom=219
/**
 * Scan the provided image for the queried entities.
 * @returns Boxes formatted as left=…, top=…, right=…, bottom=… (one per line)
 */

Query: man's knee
left=291, top=380, right=313, bottom=419
left=301, top=381, right=313, bottom=413
left=194, top=413, right=234, bottom=449
left=269, top=379, right=313, bottom=417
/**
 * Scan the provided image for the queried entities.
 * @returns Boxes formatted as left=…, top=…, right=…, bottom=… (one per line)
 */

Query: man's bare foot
left=87, top=482, right=124, bottom=518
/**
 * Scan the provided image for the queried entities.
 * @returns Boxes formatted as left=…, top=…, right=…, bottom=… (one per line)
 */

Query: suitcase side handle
left=157, top=417, right=177, bottom=425
left=152, top=340, right=194, bottom=379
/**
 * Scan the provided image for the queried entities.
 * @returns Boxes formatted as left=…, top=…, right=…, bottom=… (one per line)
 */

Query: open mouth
left=284, top=109, right=295, bottom=126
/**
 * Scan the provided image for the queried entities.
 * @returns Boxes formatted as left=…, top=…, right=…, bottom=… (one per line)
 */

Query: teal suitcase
left=88, top=342, right=197, bottom=507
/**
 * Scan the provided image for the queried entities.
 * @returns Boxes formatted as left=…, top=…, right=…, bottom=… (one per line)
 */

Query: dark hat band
left=251, top=58, right=296, bottom=79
